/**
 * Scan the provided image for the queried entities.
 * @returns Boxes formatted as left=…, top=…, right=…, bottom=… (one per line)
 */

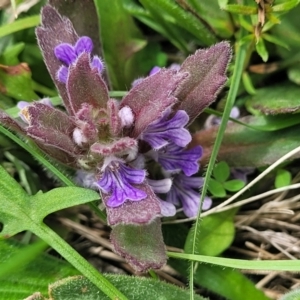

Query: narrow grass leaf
left=0, top=15, right=40, bottom=38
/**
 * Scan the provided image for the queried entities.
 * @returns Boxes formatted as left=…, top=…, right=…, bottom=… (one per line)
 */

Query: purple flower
left=96, top=159, right=147, bottom=207
left=54, top=36, right=104, bottom=83
left=147, top=178, right=176, bottom=217
left=149, top=143, right=202, bottom=176
left=139, top=109, right=191, bottom=150
left=166, top=173, right=212, bottom=217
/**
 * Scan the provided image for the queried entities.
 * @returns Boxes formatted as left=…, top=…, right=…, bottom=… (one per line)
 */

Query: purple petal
left=54, top=43, right=76, bottom=65
left=91, top=56, right=104, bottom=73
left=57, top=65, right=69, bottom=83
left=107, top=184, right=147, bottom=207
left=140, top=109, right=191, bottom=149
left=147, top=178, right=172, bottom=194
left=149, top=66, right=161, bottom=76
left=17, top=101, right=30, bottom=110
left=159, top=199, right=176, bottom=217
left=75, top=36, right=93, bottom=55
left=202, top=196, right=212, bottom=211
left=166, top=174, right=200, bottom=217
left=155, top=144, right=202, bottom=176
left=96, top=160, right=147, bottom=207
left=166, top=173, right=212, bottom=217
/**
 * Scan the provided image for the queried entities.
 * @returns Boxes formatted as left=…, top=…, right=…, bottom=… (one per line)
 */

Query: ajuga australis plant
left=0, top=5, right=231, bottom=272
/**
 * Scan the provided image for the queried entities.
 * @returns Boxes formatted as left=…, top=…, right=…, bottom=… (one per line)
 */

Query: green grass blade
left=0, top=15, right=40, bottom=38
left=188, top=36, right=248, bottom=298
left=169, top=252, right=300, bottom=271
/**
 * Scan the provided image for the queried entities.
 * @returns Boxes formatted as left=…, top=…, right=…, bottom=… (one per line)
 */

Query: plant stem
left=32, top=222, right=128, bottom=300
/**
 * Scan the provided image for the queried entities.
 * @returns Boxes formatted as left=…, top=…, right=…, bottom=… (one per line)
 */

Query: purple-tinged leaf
left=25, top=103, right=76, bottom=135
left=91, top=137, right=137, bottom=157
left=121, top=69, right=188, bottom=138
left=111, top=218, right=167, bottom=272
left=67, top=53, right=109, bottom=114
left=36, top=5, right=79, bottom=114
left=174, top=41, right=232, bottom=123
left=27, top=126, right=79, bottom=158
left=107, top=99, right=122, bottom=136
left=103, top=183, right=161, bottom=226
left=49, top=0, right=111, bottom=87
left=0, top=110, right=26, bottom=135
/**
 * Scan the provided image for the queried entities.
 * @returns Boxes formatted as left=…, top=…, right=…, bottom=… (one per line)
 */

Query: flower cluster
left=0, top=5, right=231, bottom=271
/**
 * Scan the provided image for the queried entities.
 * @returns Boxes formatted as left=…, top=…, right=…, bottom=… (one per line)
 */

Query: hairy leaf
left=192, top=117, right=300, bottom=167
left=36, top=5, right=79, bottom=114
left=121, top=68, right=188, bottom=138
left=67, top=53, right=109, bottom=113
left=246, top=83, right=300, bottom=115
left=104, top=183, right=161, bottom=226
left=111, top=219, right=167, bottom=273
left=47, top=275, right=206, bottom=300
left=175, top=41, right=232, bottom=123
left=49, top=0, right=103, bottom=58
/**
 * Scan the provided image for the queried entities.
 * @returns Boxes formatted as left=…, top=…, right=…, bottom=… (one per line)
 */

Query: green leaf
left=93, top=0, right=147, bottom=89
left=272, top=6, right=300, bottom=58
left=193, top=117, right=300, bottom=168
left=168, top=251, right=300, bottom=271
left=256, top=38, right=269, bottom=62
left=193, top=265, right=271, bottom=300
left=139, top=0, right=189, bottom=52
left=187, top=0, right=234, bottom=38
left=164, top=224, right=270, bottom=300
left=245, top=82, right=300, bottom=115
left=208, top=178, right=226, bottom=198
left=0, top=240, right=47, bottom=279
left=213, top=161, right=230, bottom=182
left=0, top=165, right=126, bottom=299
left=0, top=63, right=39, bottom=101
left=288, top=65, right=300, bottom=85
left=0, top=164, right=100, bottom=237
left=223, top=179, right=245, bottom=192
left=272, top=0, right=300, bottom=12
left=262, top=33, right=289, bottom=50
left=275, top=169, right=292, bottom=189
left=141, top=0, right=217, bottom=45
left=47, top=275, right=206, bottom=300
left=223, top=4, right=257, bottom=15
left=170, top=260, right=270, bottom=300
left=242, top=71, right=256, bottom=95
left=0, top=240, right=78, bottom=299
left=0, top=43, right=25, bottom=65
left=184, top=210, right=235, bottom=256
left=0, top=15, right=40, bottom=38
left=230, top=114, right=300, bottom=132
